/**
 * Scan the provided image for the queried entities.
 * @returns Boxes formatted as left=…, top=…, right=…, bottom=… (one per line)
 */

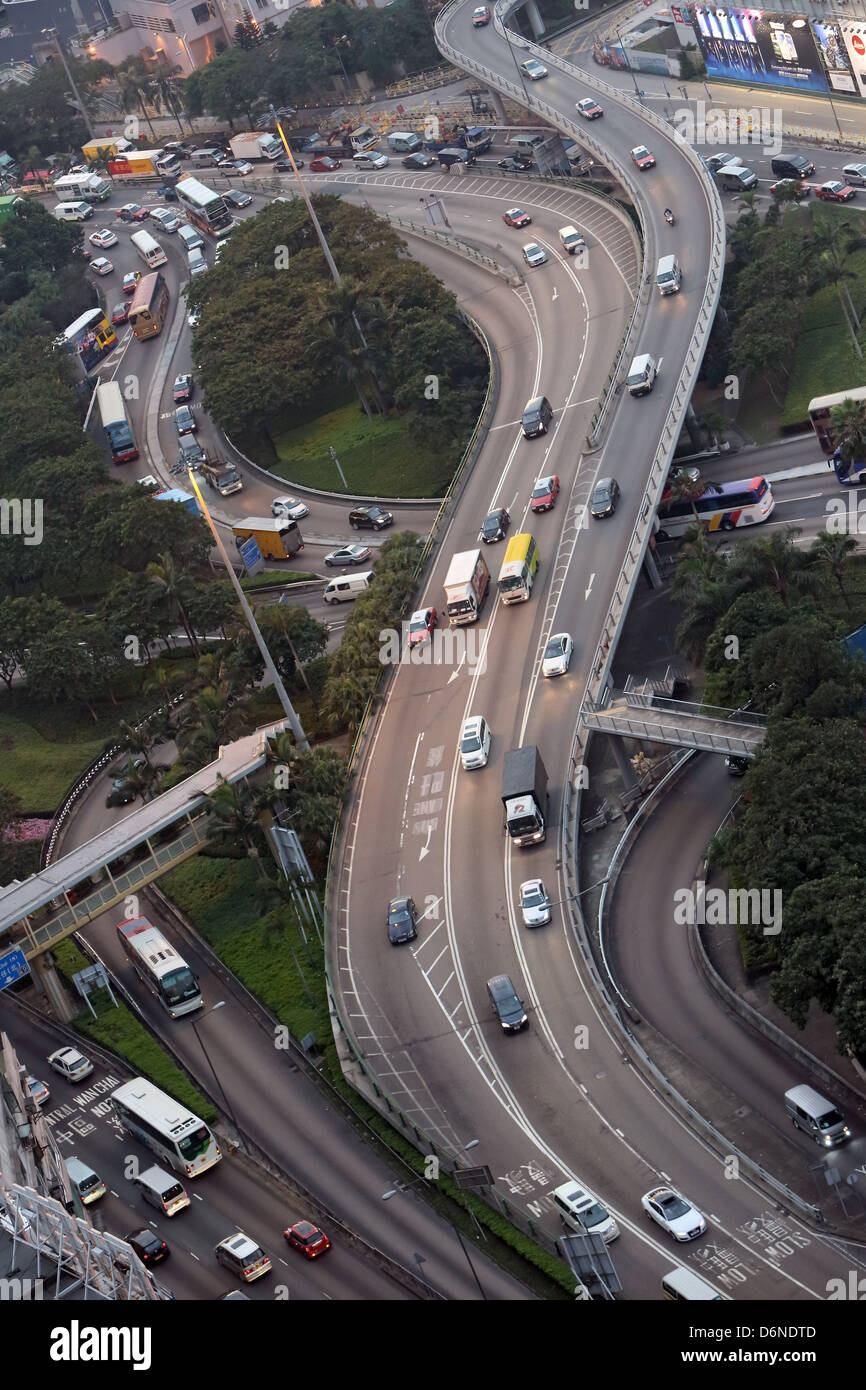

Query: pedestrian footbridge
left=583, top=673, right=767, bottom=757
left=0, top=720, right=287, bottom=961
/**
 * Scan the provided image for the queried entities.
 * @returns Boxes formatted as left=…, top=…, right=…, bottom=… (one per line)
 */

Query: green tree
left=809, top=530, right=857, bottom=607
left=203, top=775, right=272, bottom=878
left=828, top=396, right=866, bottom=470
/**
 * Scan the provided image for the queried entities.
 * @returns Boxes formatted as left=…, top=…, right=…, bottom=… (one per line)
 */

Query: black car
left=224, top=188, right=253, bottom=209
left=403, top=152, right=435, bottom=170
left=498, top=155, right=533, bottom=172
left=274, top=156, right=305, bottom=172
left=487, top=974, right=528, bottom=1032
left=388, top=896, right=418, bottom=945
left=126, top=1229, right=169, bottom=1265
left=590, top=476, right=620, bottom=518
left=349, top=505, right=393, bottom=531
left=481, top=508, right=510, bottom=543
left=725, top=755, right=748, bottom=777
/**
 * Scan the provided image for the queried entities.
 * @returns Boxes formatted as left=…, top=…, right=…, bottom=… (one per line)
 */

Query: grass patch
left=781, top=236, right=866, bottom=430
left=241, top=569, right=315, bottom=591
left=240, top=399, right=456, bottom=499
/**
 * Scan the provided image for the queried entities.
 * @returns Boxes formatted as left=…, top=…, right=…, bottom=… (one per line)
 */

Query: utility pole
left=42, top=27, right=95, bottom=140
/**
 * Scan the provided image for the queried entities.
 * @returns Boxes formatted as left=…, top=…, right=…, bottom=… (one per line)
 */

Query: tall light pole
left=184, top=466, right=310, bottom=750
left=614, top=25, right=640, bottom=97
left=42, top=27, right=95, bottom=140
left=190, top=1001, right=247, bottom=1153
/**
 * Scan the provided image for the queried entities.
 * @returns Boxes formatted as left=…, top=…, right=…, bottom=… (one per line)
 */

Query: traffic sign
left=238, top=536, right=263, bottom=575
left=0, top=948, right=30, bottom=991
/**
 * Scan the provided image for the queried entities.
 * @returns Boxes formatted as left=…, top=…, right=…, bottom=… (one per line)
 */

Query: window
left=191, top=2, right=214, bottom=24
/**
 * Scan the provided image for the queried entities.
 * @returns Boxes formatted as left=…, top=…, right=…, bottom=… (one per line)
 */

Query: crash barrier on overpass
left=388, top=212, right=522, bottom=284
left=583, top=689, right=768, bottom=757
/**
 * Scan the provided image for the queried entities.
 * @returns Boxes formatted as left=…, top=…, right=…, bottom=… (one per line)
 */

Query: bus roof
left=707, top=476, right=765, bottom=496
left=111, top=1077, right=202, bottom=1132
left=64, top=307, right=105, bottom=339
left=177, top=175, right=222, bottom=207
left=129, top=270, right=160, bottom=311
left=118, top=917, right=188, bottom=981
left=502, top=532, right=534, bottom=566
left=808, top=386, right=866, bottom=413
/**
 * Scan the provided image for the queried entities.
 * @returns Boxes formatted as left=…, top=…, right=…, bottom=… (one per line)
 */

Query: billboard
left=691, top=7, right=831, bottom=92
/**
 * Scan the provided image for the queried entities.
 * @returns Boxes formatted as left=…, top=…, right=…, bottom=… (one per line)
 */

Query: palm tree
left=829, top=397, right=866, bottom=472
left=203, top=775, right=272, bottom=878
left=806, top=217, right=863, bottom=357
left=666, top=470, right=722, bottom=526
left=732, top=527, right=821, bottom=607
left=738, top=189, right=758, bottom=217
left=116, top=66, right=157, bottom=142
left=320, top=669, right=375, bottom=734
left=146, top=554, right=200, bottom=656
left=810, top=530, right=857, bottom=608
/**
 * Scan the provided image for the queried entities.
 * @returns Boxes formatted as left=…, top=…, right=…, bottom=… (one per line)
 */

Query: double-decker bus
left=808, top=386, right=866, bottom=485
left=655, top=476, right=775, bottom=539
left=110, top=1078, right=221, bottom=1178
left=95, top=380, right=138, bottom=462
left=116, top=916, right=202, bottom=1018
left=130, top=227, right=167, bottom=269
left=128, top=271, right=170, bottom=340
left=58, top=307, right=117, bottom=371
left=176, top=174, right=232, bottom=238
left=497, top=533, right=539, bottom=604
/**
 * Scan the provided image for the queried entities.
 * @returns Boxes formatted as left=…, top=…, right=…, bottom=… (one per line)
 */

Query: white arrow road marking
left=419, top=824, right=433, bottom=861
left=585, top=573, right=595, bottom=600
left=447, top=655, right=466, bottom=685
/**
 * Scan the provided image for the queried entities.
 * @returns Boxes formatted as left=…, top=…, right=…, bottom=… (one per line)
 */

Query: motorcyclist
left=663, top=207, right=674, bottom=223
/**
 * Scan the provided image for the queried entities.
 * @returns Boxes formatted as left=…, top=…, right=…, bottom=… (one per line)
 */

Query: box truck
left=501, top=746, right=548, bottom=847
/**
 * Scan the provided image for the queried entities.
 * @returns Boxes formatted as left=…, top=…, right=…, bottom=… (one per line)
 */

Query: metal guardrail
left=389, top=213, right=522, bottom=284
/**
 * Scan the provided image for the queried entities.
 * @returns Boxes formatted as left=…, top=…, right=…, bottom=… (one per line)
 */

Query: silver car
left=271, top=494, right=309, bottom=520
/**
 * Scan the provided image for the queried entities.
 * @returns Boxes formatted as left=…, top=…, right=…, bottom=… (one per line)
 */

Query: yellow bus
left=497, top=533, right=539, bottom=604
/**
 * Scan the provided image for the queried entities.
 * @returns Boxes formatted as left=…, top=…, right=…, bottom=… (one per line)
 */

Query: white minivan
left=656, top=254, right=681, bottom=295
left=54, top=201, right=93, bottom=221
left=322, top=570, right=373, bottom=604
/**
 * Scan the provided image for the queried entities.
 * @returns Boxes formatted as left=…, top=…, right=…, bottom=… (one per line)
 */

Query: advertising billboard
left=691, top=7, right=830, bottom=92
left=838, top=22, right=866, bottom=98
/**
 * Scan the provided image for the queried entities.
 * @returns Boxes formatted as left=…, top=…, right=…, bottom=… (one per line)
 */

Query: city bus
left=127, top=271, right=170, bottom=340
left=176, top=174, right=232, bottom=238
left=58, top=307, right=116, bottom=371
left=96, top=380, right=138, bottom=463
left=110, top=1078, right=221, bottom=1178
left=130, top=227, right=167, bottom=269
left=497, top=533, right=539, bottom=603
left=655, top=476, right=775, bottom=539
left=808, top=386, right=866, bottom=485
left=116, top=916, right=202, bottom=1018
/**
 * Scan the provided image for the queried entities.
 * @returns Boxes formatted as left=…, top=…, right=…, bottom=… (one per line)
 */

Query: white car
left=353, top=151, right=389, bottom=169
left=519, top=879, right=551, bottom=926
left=90, top=256, right=114, bottom=276
left=576, top=97, right=603, bottom=119
left=89, top=228, right=117, bottom=248
left=47, top=1047, right=94, bottom=1083
left=187, top=305, right=200, bottom=329
left=151, top=207, right=180, bottom=232
left=271, top=494, right=309, bottom=520
left=460, top=714, right=491, bottom=770
left=232, top=159, right=254, bottom=175
left=521, top=59, right=548, bottom=80
left=542, top=632, right=573, bottom=677
left=641, top=1186, right=707, bottom=1241
left=522, top=241, right=547, bottom=267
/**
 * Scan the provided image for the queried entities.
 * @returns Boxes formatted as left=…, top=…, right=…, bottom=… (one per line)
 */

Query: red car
left=503, top=207, right=532, bottom=228
left=530, top=474, right=560, bottom=512
left=111, top=302, right=129, bottom=326
left=408, top=607, right=437, bottom=645
left=116, top=203, right=150, bottom=222
left=576, top=98, right=603, bottom=120
left=630, top=145, right=655, bottom=171
left=309, top=156, right=342, bottom=172
left=816, top=180, right=855, bottom=202
left=122, top=270, right=141, bottom=295
left=283, top=1221, right=331, bottom=1259
left=472, top=5, right=491, bottom=24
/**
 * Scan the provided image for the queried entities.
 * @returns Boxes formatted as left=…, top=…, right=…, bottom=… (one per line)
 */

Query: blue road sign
left=238, top=536, right=263, bottom=574
left=0, top=948, right=30, bottom=991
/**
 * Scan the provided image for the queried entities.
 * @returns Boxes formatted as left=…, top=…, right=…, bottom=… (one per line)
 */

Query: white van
left=54, top=201, right=94, bottom=222
left=559, top=225, right=585, bottom=255
left=323, top=570, right=373, bottom=604
left=65, top=1155, right=106, bottom=1205
left=135, top=1164, right=190, bottom=1216
left=662, top=1266, right=722, bottom=1300
left=388, top=131, right=422, bottom=154
left=784, top=1084, right=850, bottom=1147
left=178, top=224, right=204, bottom=254
left=626, top=352, right=657, bottom=396
left=510, top=134, right=545, bottom=156
left=552, top=1180, right=619, bottom=1242
left=656, top=254, right=681, bottom=295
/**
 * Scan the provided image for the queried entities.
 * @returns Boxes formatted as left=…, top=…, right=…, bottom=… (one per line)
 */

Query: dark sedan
left=590, top=477, right=620, bottom=518
left=481, top=508, right=510, bottom=542
left=403, top=152, right=436, bottom=170
left=387, top=896, right=418, bottom=945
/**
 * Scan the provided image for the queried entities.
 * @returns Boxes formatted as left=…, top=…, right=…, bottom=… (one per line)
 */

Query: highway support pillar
left=523, top=1, right=545, bottom=38
left=643, top=545, right=663, bottom=590
left=610, top=735, right=639, bottom=797
left=488, top=90, right=507, bottom=124
left=32, top=953, right=77, bottom=1024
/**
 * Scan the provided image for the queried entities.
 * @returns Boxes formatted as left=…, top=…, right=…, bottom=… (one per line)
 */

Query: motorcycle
left=663, top=208, right=675, bottom=226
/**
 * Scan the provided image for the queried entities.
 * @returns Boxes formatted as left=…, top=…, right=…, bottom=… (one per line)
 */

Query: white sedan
left=89, top=228, right=118, bottom=248
left=90, top=257, right=114, bottom=276
left=47, top=1047, right=94, bottom=1083
left=641, top=1186, right=707, bottom=1241
left=353, top=151, right=389, bottom=169
left=519, top=879, right=551, bottom=926
left=232, top=159, right=254, bottom=175
left=542, top=633, right=574, bottom=677
left=271, top=495, right=309, bottom=520
left=522, top=241, right=548, bottom=267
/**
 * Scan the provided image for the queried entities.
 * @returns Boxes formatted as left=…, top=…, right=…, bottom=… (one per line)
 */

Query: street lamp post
left=614, top=25, right=640, bottom=97
left=42, top=28, right=95, bottom=140
left=189, top=1001, right=247, bottom=1153
left=382, top=1171, right=488, bottom=1300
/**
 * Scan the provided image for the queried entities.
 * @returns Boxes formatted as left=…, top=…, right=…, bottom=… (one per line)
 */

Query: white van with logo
left=656, top=254, right=681, bottom=295
left=323, top=570, right=373, bottom=604
left=54, top=201, right=94, bottom=222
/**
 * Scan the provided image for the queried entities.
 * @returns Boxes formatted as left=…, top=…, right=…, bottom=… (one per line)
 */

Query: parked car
left=47, top=1047, right=94, bottom=1083
left=630, top=144, right=655, bottom=170
left=481, top=508, right=510, bottom=543
left=530, top=475, right=559, bottom=512
left=541, top=632, right=574, bottom=677
left=403, top=152, right=435, bottom=170
left=522, top=241, right=547, bottom=267
left=271, top=495, right=309, bottom=520
left=503, top=206, right=532, bottom=228
left=89, top=228, right=117, bottom=248
left=172, top=373, right=193, bottom=404
left=576, top=97, right=603, bottom=119
left=349, top=505, right=393, bottom=531
left=284, top=1220, right=331, bottom=1258
left=90, top=257, right=113, bottom=276
left=325, top=544, right=371, bottom=567
left=224, top=188, right=253, bottom=208
left=641, top=1186, right=707, bottom=1241
left=387, top=896, right=418, bottom=945
left=310, top=156, right=342, bottom=172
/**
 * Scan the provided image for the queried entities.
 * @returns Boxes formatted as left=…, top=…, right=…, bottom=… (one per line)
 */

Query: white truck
left=229, top=132, right=282, bottom=162
left=443, top=549, right=490, bottom=625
